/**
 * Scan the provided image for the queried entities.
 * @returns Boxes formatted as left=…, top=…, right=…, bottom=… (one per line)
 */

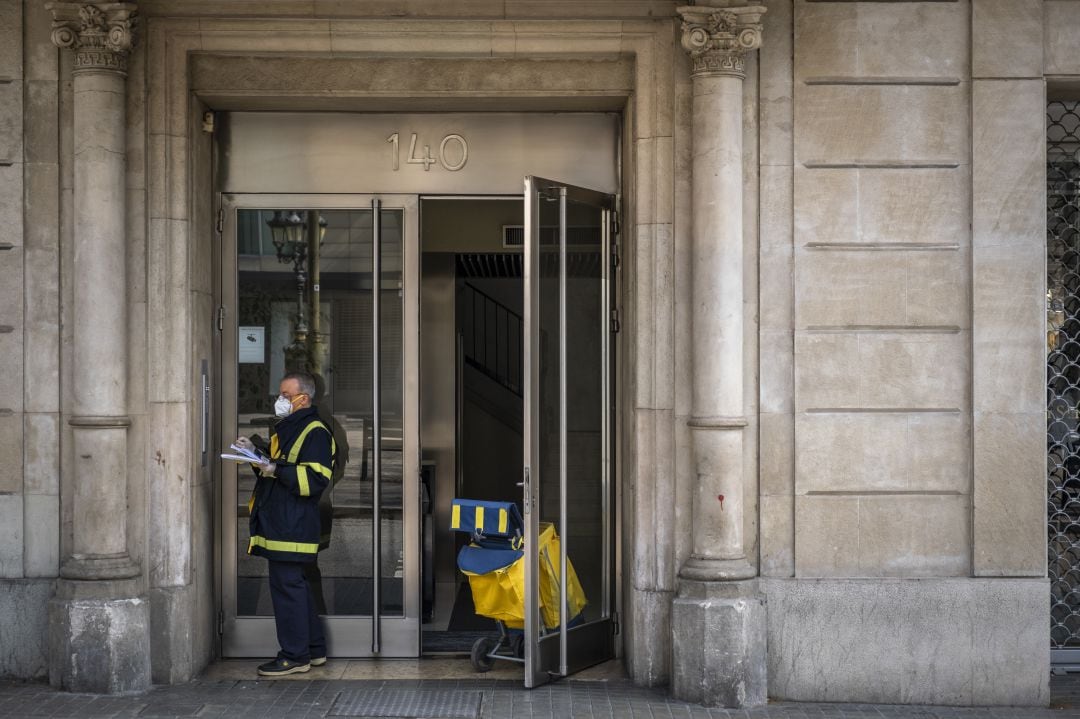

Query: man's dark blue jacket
left=248, top=406, right=334, bottom=563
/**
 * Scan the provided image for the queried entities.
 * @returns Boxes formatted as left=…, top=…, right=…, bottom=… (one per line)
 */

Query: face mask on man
left=274, top=394, right=304, bottom=418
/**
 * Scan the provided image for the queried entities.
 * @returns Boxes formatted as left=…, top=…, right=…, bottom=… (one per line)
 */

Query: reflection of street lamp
left=267, top=210, right=305, bottom=260
left=266, top=210, right=328, bottom=373
left=307, top=211, right=327, bottom=379
left=268, top=210, right=309, bottom=346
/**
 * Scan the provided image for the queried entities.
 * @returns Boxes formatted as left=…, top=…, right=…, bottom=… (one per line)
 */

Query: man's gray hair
left=282, top=372, right=317, bottom=399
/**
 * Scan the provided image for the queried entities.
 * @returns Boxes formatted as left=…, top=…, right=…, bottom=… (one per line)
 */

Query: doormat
left=328, top=689, right=483, bottom=718
left=422, top=630, right=493, bottom=654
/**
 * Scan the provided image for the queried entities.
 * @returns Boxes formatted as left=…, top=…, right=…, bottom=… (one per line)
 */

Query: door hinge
left=217, top=306, right=226, bottom=332
left=217, top=610, right=224, bottom=635
left=610, top=308, right=621, bottom=334
left=612, top=611, right=621, bottom=636
left=611, top=243, right=621, bottom=270
left=216, top=207, right=224, bottom=234
left=611, top=210, right=620, bottom=238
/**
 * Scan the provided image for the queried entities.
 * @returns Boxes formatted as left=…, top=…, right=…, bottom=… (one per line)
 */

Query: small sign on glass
left=238, top=326, right=265, bottom=364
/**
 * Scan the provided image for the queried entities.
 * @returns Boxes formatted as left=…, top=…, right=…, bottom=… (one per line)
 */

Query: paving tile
left=0, top=675, right=1078, bottom=719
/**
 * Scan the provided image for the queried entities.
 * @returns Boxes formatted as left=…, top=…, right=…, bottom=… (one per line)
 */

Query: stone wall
left=0, top=0, right=1061, bottom=704
left=758, top=0, right=1050, bottom=705
left=764, top=578, right=1049, bottom=705
left=790, top=0, right=973, bottom=579
left=972, top=0, right=1046, bottom=577
left=759, top=0, right=796, bottom=579
left=760, top=0, right=1047, bottom=585
left=0, top=0, right=58, bottom=682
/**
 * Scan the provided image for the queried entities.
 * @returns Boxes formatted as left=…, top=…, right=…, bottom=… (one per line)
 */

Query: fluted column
left=46, top=2, right=149, bottom=695
left=671, top=4, right=767, bottom=708
left=50, top=2, right=138, bottom=581
left=679, top=3, right=763, bottom=582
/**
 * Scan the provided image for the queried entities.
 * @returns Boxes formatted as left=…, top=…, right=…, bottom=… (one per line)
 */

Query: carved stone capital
left=677, top=4, right=765, bottom=80
left=47, top=3, right=138, bottom=74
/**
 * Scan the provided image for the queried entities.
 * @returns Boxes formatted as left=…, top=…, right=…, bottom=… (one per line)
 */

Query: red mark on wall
left=718, top=494, right=725, bottom=511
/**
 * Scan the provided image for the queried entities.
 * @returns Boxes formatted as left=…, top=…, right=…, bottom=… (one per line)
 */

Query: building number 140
left=387, top=132, right=468, bottom=172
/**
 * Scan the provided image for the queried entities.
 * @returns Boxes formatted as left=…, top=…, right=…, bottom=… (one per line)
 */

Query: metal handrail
left=461, top=282, right=523, bottom=397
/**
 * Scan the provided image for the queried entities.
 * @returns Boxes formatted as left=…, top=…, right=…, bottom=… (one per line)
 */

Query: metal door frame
left=217, top=192, right=421, bottom=658
left=523, top=176, right=617, bottom=687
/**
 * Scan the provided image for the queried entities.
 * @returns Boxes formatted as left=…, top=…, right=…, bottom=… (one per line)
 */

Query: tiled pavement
left=2, top=663, right=1080, bottom=719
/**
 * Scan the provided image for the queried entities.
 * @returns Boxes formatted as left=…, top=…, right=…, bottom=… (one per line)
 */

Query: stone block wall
left=762, top=0, right=1047, bottom=586
left=972, top=0, right=1046, bottom=577
left=790, top=0, right=973, bottom=579
left=760, top=0, right=1051, bottom=705
left=765, top=578, right=1048, bottom=705
left=0, top=0, right=60, bottom=681
left=0, top=0, right=24, bottom=582
left=0, top=0, right=1059, bottom=701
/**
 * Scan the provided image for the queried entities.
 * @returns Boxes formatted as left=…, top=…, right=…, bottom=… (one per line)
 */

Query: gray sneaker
left=257, top=658, right=311, bottom=676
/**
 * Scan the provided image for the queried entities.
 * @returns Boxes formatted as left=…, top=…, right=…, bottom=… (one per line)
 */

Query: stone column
left=46, top=2, right=149, bottom=695
left=671, top=5, right=767, bottom=708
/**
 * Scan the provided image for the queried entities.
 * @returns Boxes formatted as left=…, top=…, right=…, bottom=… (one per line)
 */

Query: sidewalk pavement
left=0, top=659, right=1078, bottom=719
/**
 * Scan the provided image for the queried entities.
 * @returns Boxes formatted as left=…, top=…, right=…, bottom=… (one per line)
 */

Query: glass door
left=523, top=177, right=616, bottom=687
left=219, top=194, right=420, bottom=657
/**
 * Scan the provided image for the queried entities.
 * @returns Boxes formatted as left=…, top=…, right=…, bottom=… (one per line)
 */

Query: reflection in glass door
left=523, top=177, right=616, bottom=687
left=220, top=195, right=419, bottom=658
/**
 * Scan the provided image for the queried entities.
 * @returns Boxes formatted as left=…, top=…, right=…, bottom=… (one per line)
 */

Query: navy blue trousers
left=267, top=560, right=326, bottom=663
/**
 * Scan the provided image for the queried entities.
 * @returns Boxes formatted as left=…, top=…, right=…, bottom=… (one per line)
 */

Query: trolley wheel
left=471, top=636, right=498, bottom=673
left=510, top=633, right=525, bottom=659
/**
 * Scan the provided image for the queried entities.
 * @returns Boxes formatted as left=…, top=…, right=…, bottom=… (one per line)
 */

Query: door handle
left=521, top=468, right=530, bottom=511
left=200, top=360, right=210, bottom=466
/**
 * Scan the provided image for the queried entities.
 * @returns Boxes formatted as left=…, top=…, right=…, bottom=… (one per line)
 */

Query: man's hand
left=235, top=436, right=255, bottom=452
left=256, top=460, right=277, bottom=477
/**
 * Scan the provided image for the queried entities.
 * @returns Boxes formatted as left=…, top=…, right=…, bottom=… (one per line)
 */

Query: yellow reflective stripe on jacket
left=287, top=421, right=330, bottom=463
left=304, top=462, right=333, bottom=480
left=282, top=420, right=334, bottom=497
left=475, top=506, right=484, bottom=531
left=270, top=434, right=280, bottom=460
left=498, top=508, right=508, bottom=534
left=451, top=503, right=461, bottom=529
left=248, top=535, right=319, bottom=555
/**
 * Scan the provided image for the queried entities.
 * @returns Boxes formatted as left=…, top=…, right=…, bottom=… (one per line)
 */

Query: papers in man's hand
left=220, top=443, right=269, bottom=465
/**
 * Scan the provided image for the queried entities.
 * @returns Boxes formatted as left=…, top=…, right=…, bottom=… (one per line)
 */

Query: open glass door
left=220, top=194, right=420, bottom=658
left=523, top=177, right=616, bottom=687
